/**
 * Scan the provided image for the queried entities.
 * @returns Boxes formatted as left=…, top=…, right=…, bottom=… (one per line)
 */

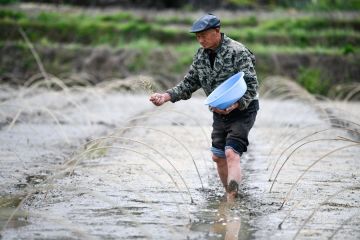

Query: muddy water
left=1, top=85, right=359, bottom=239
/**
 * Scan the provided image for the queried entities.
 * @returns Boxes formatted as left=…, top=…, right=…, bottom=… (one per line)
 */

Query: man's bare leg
left=212, top=155, right=228, bottom=190
left=225, top=148, right=242, bottom=201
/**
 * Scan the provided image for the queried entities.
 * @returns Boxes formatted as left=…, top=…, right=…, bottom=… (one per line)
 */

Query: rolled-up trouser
left=211, top=100, right=259, bottom=158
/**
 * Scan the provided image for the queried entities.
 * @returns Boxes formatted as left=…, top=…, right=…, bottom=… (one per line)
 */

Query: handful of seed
left=138, top=76, right=156, bottom=94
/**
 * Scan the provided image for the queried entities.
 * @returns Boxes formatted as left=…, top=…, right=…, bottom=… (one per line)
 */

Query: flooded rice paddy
left=0, top=79, right=359, bottom=239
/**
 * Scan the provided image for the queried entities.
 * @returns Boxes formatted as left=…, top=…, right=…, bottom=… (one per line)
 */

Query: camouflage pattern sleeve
left=235, top=49, right=259, bottom=110
left=165, top=60, right=201, bottom=103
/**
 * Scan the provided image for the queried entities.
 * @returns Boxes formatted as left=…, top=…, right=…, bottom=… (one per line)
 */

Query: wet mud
left=0, top=84, right=359, bottom=239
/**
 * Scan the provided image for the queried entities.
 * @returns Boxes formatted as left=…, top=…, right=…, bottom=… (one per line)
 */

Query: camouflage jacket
left=166, top=34, right=259, bottom=110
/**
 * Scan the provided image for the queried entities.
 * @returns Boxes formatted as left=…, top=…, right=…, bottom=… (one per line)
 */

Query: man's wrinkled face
left=195, top=28, right=220, bottom=49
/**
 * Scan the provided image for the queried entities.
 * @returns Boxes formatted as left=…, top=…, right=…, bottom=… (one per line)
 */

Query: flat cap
left=190, top=14, right=221, bottom=33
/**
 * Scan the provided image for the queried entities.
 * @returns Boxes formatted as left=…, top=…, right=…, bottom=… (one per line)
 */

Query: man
left=149, top=14, right=259, bottom=201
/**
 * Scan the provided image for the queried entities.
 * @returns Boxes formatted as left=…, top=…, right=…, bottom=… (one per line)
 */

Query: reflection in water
left=210, top=200, right=241, bottom=240
left=190, top=195, right=252, bottom=240
left=0, top=196, right=28, bottom=230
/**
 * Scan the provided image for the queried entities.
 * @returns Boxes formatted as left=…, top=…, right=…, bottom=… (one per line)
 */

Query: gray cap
left=190, top=14, right=221, bottom=33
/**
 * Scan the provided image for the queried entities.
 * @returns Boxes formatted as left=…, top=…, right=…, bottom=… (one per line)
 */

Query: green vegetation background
left=0, top=0, right=359, bottom=97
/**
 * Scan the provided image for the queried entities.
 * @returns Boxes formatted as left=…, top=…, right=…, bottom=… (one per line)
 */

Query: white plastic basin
left=204, top=72, right=247, bottom=110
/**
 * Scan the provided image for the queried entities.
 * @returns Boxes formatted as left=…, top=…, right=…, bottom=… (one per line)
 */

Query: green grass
left=298, top=67, right=330, bottom=95
left=259, top=17, right=360, bottom=31
left=248, top=44, right=359, bottom=55
left=153, top=15, right=260, bottom=28
left=1, top=9, right=359, bottom=50
left=0, top=8, right=359, bottom=96
left=0, top=8, right=24, bottom=19
left=96, top=12, right=138, bottom=23
left=3, top=17, right=359, bottom=48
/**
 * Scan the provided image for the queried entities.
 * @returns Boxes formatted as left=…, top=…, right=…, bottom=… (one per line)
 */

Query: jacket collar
left=215, top=33, right=230, bottom=60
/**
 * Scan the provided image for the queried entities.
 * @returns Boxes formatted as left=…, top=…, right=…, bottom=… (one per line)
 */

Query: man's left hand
left=211, top=102, right=239, bottom=115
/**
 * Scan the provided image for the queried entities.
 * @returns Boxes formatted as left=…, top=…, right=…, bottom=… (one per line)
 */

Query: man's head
left=190, top=14, right=222, bottom=50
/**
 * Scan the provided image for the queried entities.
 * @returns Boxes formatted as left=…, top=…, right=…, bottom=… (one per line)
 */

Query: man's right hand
left=149, top=93, right=171, bottom=106
left=210, top=102, right=239, bottom=115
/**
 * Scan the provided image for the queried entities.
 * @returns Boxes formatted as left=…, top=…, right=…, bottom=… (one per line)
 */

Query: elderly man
left=149, top=14, right=259, bottom=200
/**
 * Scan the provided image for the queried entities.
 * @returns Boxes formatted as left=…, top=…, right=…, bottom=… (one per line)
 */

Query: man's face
left=195, top=28, right=220, bottom=49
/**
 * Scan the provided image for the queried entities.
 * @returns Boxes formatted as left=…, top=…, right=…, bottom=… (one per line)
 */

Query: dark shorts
left=211, top=100, right=259, bottom=158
